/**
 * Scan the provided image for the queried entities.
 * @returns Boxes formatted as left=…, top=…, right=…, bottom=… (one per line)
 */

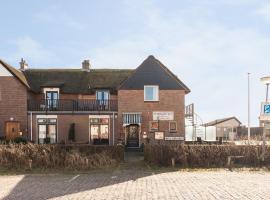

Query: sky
left=1, top=0, right=270, bottom=126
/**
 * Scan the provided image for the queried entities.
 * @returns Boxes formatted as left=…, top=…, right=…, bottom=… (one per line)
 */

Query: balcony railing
left=28, top=99, right=118, bottom=112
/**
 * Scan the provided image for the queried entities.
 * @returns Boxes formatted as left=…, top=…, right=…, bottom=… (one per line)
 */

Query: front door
left=5, top=122, right=20, bottom=140
left=126, top=124, right=139, bottom=147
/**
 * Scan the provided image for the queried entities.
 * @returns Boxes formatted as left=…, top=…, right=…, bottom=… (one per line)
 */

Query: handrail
left=27, top=99, right=118, bottom=111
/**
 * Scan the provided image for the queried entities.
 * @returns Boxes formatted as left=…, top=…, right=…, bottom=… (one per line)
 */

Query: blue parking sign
left=264, top=104, right=270, bottom=114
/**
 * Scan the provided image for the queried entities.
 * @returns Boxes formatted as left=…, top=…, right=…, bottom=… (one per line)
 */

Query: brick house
left=0, top=56, right=190, bottom=147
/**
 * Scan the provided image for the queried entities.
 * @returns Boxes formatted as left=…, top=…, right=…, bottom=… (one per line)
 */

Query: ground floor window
left=90, top=118, right=109, bottom=145
left=37, top=118, right=57, bottom=144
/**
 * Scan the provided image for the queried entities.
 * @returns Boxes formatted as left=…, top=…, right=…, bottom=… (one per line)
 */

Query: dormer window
left=144, top=86, right=159, bottom=101
left=96, top=90, right=109, bottom=101
left=43, top=88, right=59, bottom=109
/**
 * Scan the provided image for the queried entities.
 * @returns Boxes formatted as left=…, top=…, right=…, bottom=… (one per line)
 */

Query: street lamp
left=248, top=73, right=250, bottom=143
left=261, top=77, right=270, bottom=102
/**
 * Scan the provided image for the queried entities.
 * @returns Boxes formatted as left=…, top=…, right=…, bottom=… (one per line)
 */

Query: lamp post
left=260, top=76, right=270, bottom=161
left=248, top=73, right=251, bottom=144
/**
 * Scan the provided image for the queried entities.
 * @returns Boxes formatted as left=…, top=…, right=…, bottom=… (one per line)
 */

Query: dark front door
left=126, top=124, right=139, bottom=147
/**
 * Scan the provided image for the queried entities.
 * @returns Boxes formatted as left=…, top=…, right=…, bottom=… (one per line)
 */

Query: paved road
left=0, top=170, right=270, bottom=200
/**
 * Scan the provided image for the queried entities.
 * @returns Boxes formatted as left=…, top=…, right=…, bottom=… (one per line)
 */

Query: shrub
left=13, top=137, right=28, bottom=144
left=0, top=144, right=124, bottom=170
left=144, top=144, right=270, bottom=167
left=68, top=123, right=75, bottom=142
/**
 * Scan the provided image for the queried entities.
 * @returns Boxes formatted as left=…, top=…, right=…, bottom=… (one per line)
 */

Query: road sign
left=261, top=102, right=270, bottom=115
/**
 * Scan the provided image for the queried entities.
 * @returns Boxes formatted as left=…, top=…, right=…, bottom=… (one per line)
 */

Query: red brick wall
left=118, top=90, right=185, bottom=144
left=29, top=114, right=118, bottom=145
left=0, top=77, right=28, bottom=137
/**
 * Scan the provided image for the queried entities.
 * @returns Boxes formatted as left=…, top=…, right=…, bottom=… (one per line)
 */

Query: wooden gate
left=5, top=121, right=20, bottom=140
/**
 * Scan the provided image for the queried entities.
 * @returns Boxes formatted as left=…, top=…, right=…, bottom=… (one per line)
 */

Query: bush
left=0, top=144, right=124, bottom=170
left=144, top=144, right=270, bottom=167
left=68, top=123, right=75, bottom=142
left=13, top=137, right=28, bottom=144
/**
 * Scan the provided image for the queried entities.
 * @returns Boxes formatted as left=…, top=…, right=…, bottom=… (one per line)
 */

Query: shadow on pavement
left=2, top=151, right=176, bottom=200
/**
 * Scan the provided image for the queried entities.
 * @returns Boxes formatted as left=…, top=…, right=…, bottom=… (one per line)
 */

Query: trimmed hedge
left=0, top=144, right=124, bottom=170
left=144, top=144, right=270, bottom=167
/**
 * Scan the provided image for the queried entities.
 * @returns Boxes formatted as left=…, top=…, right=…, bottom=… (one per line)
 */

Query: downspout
left=113, top=112, right=115, bottom=145
left=30, top=112, right=33, bottom=141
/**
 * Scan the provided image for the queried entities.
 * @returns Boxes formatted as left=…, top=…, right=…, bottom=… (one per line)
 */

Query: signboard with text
left=155, top=132, right=164, bottom=140
left=153, top=111, right=174, bottom=121
left=165, top=136, right=184, bottom=141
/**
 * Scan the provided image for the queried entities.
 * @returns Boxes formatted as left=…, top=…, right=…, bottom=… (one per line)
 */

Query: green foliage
left=13, top=137, right=28, bottom=144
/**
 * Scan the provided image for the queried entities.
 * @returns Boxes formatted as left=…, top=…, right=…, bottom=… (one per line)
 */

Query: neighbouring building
left=204, top=117, right=241, bottom=142
left=0, top=56, right=190, bottom=147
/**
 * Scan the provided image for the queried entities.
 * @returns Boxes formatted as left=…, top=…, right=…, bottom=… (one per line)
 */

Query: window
left=45, top=90, right=59, bottom=109
left=169, top=121, right=177, bottom=132
left=144, top=86, right=159, bottom=101
left=90, top=117, right=109, bottom=145
left=96, top=90, right=109, bottom=101
left=37, top=118, right=57, bottom=144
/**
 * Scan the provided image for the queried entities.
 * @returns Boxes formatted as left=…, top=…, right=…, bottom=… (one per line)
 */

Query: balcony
left=28, top=99, right=118, bottom=112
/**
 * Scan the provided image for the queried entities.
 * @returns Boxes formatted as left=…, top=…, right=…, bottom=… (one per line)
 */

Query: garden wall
left=144, top=144, right=270, bottom=167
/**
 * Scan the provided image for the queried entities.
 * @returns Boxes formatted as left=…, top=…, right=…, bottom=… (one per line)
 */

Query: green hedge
left=0, top=144, right=124, bottom=170
left=144, top=144, right=270, bottom=167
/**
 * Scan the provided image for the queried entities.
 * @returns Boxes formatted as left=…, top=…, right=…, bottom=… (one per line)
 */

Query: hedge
left=0, top=144, right=124, bottom=170
left=144, top=144, right=270, bottom=167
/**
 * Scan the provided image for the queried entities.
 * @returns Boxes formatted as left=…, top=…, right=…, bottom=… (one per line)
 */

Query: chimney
left=82, top=60, right=90, bottom=71
left=19, top=58, right=28, bottom=71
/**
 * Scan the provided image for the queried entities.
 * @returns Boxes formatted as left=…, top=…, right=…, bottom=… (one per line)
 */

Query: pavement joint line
left=68, top=175, right=80, bottom=183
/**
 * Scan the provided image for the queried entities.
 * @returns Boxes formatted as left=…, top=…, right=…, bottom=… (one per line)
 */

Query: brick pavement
left=0, top=170, right=269, bottom=200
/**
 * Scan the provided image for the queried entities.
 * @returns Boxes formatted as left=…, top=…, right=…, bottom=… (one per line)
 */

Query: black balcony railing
left=27, top=99, right=118, bottom=112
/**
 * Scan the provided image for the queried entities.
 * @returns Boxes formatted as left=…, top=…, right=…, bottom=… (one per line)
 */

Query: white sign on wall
left=164, top=136, right=184, bottom=141
left=153, top=111, right=174, bottom=121
left=155, top=132, right=164, bottom=140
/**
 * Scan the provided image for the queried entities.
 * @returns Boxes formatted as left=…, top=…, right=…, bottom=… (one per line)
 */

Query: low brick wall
left=0, top=144, right=125, bottom=170
left=144, top=144, right=270, bottom=167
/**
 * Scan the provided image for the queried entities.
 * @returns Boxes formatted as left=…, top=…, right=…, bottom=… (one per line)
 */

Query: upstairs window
left=96, top=91, right=109, bottom=101
left=43, top=88, right=59, bottom=110
left=144, top=86, right=159, bottom=101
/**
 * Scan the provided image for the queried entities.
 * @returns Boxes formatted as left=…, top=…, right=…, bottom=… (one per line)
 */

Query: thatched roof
left=23, top=69, right=133, bottom=94
left=0, top=56, right=190, bottom=95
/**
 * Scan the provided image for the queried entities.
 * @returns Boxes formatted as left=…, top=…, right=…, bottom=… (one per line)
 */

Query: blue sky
left=1, top=0, right=270, bottom=126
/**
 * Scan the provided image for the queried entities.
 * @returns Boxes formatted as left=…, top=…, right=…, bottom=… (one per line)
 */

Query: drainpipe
left=112, top=112, right=115, bottom=145
left=30, top=112, right=33, bottom=141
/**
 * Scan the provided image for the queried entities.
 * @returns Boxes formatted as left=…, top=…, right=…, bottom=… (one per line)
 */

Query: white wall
left=0, top=63, right=12, bottom=76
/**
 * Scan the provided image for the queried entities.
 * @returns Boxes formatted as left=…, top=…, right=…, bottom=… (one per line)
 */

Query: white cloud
left=90, top=0, right=270, bottom=126
left=9, top=36, right=56, bottom=65
left=256, top=2, right=270, bottom=21
left=34, top=7, right=86, bottom=30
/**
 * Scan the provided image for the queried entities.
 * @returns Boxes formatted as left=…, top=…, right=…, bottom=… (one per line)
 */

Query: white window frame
left=144, top=85, right=159, bottom=101
left=43, top=88, right=60, bottom=99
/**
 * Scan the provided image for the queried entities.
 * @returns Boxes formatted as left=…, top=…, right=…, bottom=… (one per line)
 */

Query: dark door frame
left=126, top=124, right=140, bottom=148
